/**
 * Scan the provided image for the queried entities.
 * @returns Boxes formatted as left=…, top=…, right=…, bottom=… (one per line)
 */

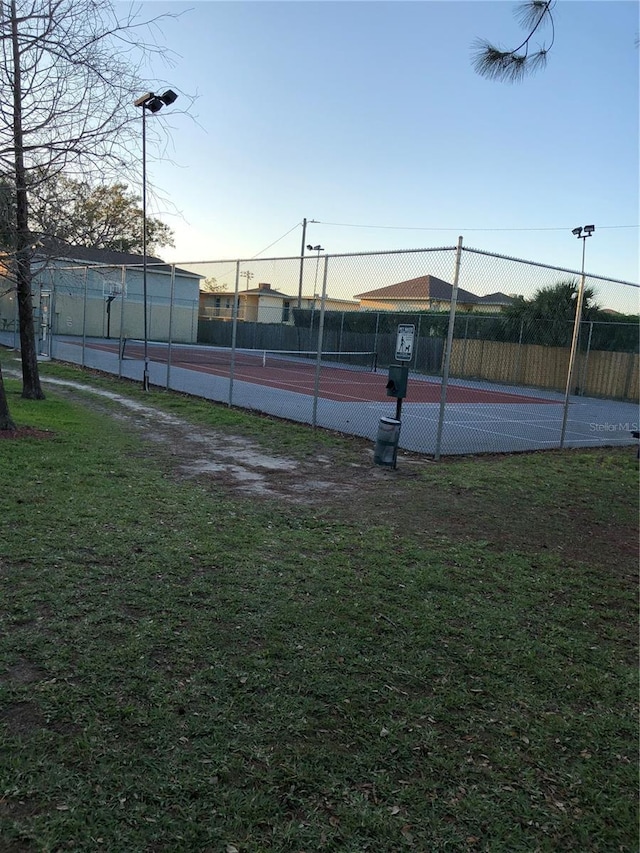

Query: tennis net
left=121, top=340, right=378, bottom=372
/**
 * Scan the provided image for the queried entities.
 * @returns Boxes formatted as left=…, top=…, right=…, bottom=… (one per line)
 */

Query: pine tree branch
left=472, top=1, right=556, bottom=83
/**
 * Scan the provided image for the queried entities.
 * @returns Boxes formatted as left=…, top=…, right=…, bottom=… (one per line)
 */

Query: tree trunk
left=0, top=364, right=16, bottom=431
left=11, top=0, right=44, bottom=401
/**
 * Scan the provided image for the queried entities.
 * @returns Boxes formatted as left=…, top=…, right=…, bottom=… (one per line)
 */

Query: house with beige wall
left=199, top=282, right=358, bottom=324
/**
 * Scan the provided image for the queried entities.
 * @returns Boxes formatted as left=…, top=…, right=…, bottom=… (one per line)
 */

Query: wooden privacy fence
left=450, top=339, right=639, bottom=402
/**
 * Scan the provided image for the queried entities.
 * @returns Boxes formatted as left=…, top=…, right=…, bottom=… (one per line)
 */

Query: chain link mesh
left=0, top=243, right=636, bottom=455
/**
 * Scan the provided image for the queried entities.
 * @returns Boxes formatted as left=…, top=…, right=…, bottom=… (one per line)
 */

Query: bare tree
left=200, top=277, right=224, bottom=293
left=472, top=1, right=556, bottom=83
left=0, top=361, right=15, bottom=430
left=0, top=0, right=178, bottom=399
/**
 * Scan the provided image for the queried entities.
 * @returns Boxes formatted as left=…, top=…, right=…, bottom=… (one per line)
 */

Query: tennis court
left=117, top=339, right=557, bottom=406
left=36, top=335, right=637, bottom=457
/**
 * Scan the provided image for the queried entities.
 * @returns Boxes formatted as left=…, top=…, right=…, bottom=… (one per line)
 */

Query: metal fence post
left=312, top=255, right=329, bottom=428
left=118, top=266, right=126, bottom=378
left=414, top=314, right=422, bottom=371
left=228, top=261, right=240, bottom=406
left=12, top=286, right=19, bottom=349
left=435, top=237, right=463, bottom=461
left=48, top=268, right=56, bottom=359
left=513, top=317, right=524, bottom=384
left=81, top=266, right=88, bottom=367
left=166, top=264, right=176, bottom=390
left=460, top=314, right=470, bottom=376
left=560, top=255, right=588, bottom=447
left=579, top=320, right=594, bottom=396
left=374, top=312, right=380, bottom=362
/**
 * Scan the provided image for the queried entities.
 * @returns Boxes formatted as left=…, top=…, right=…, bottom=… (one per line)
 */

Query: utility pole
left=240, top=270, right=254, bottom=290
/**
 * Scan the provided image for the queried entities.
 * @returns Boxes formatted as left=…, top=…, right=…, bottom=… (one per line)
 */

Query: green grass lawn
left=0, top=368, right=637, bottom=852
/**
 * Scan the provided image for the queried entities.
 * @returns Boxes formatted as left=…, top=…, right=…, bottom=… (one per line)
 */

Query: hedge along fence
left=293, top=309, right=640, bottom=352
left=450, top=338, right=639, bottom=402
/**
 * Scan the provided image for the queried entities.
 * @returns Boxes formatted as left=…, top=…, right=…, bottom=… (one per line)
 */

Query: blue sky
left=138, top=1, right=639, bottom=286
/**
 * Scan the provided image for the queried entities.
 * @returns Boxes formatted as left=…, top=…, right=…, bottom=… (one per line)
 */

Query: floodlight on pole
left=560, top=224, right=595, bottom=446
left=134, top=89, right=178, bottom=390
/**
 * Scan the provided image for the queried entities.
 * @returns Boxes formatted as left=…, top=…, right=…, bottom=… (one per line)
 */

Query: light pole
left=134, top=89, right=178, bottom=390
left=560, top=224, right=595, bottom=446
left=307, top=244, right=324, bottom=299
left=240, top=270, right=254, bottom=290
left=297, top=218, right=318, bottom=309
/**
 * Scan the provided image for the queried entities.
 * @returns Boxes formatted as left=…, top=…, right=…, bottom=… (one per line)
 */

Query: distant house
left=474, top=292, right=516, bottom=313
left=355, top=275, right=479, bottom=312
left=354, top=276, right=515, bottom=313
left=0, top=240, right=203, bottom=343
left=199, top=282, right=358, bottom=324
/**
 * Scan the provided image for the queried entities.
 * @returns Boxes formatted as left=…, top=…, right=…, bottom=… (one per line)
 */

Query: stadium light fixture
left=561, top=224, right=596, bottom=445
left=135, top=89, right=179, bottom=390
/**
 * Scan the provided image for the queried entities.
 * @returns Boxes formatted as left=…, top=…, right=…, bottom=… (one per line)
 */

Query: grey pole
left=228, top=261, right=240, bottom=407
left=312, top=255, right=329, bottom=428
left=514, top=317, right=524, bottom=384
left=297, top=218, right=307, bottom=310
left=134, top=89, right=178, bottom=389
left=166, top=264, right=176, bottom=390
left=434, top=237, right=463, bottom=461
left=579, top=320, right=594, bottom=397
left=560, top=227, right=593, bottom=447
left=118, top=266, right=126, bottom=378
left=141, top=104, right=150, bottom=390
left=12, top=286, right=18, bottom=349
left=81, top=266, right=88, bottom=367
left=297, top=219, right=317, bottom=309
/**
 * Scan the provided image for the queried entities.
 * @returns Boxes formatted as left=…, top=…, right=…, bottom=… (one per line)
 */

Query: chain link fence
left=1, top=241, right=637, bottom=456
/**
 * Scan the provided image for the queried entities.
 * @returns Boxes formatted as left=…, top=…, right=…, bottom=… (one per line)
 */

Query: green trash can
left=374, top=417, right=401, bottom=468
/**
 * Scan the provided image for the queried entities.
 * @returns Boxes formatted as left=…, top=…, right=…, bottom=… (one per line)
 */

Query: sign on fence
left=395, top=324, right=415, bottom=362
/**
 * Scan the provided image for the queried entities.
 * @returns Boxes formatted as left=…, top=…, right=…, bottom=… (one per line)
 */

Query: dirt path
left=10, top=374, right=637, bottom=575
left=37, top=377, right=416, bottom=504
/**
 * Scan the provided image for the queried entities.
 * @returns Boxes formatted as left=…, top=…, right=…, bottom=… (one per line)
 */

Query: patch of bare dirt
left=0, top=701, right=46, bottom=736
left=37, top=377, right=638, bottom=574
left=0, top=426, right=54, bottom=440
left=2, top=659, right=47, bottom=685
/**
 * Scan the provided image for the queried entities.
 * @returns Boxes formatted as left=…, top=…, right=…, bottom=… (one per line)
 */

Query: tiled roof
left=355, top=275, right=478, bottom=303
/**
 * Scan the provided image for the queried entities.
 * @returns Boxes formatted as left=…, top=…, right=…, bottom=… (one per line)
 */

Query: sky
left=135, top=0, right=639, bottom=290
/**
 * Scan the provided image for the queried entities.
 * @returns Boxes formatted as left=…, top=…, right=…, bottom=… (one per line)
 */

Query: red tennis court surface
left=94, top=341, right=557, bottom=406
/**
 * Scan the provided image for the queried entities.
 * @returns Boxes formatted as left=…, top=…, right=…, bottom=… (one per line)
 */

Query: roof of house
left=354, top=275, right=479, bottom=304
left=201, top=287, right=292, bottom=298
left=36, top=237, right=201, bottom=278
left=202, top=282, right=304, bottom=299
left=244, top=285, right=292, bottom=298
left=476, top=292, right=516, bottom=305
